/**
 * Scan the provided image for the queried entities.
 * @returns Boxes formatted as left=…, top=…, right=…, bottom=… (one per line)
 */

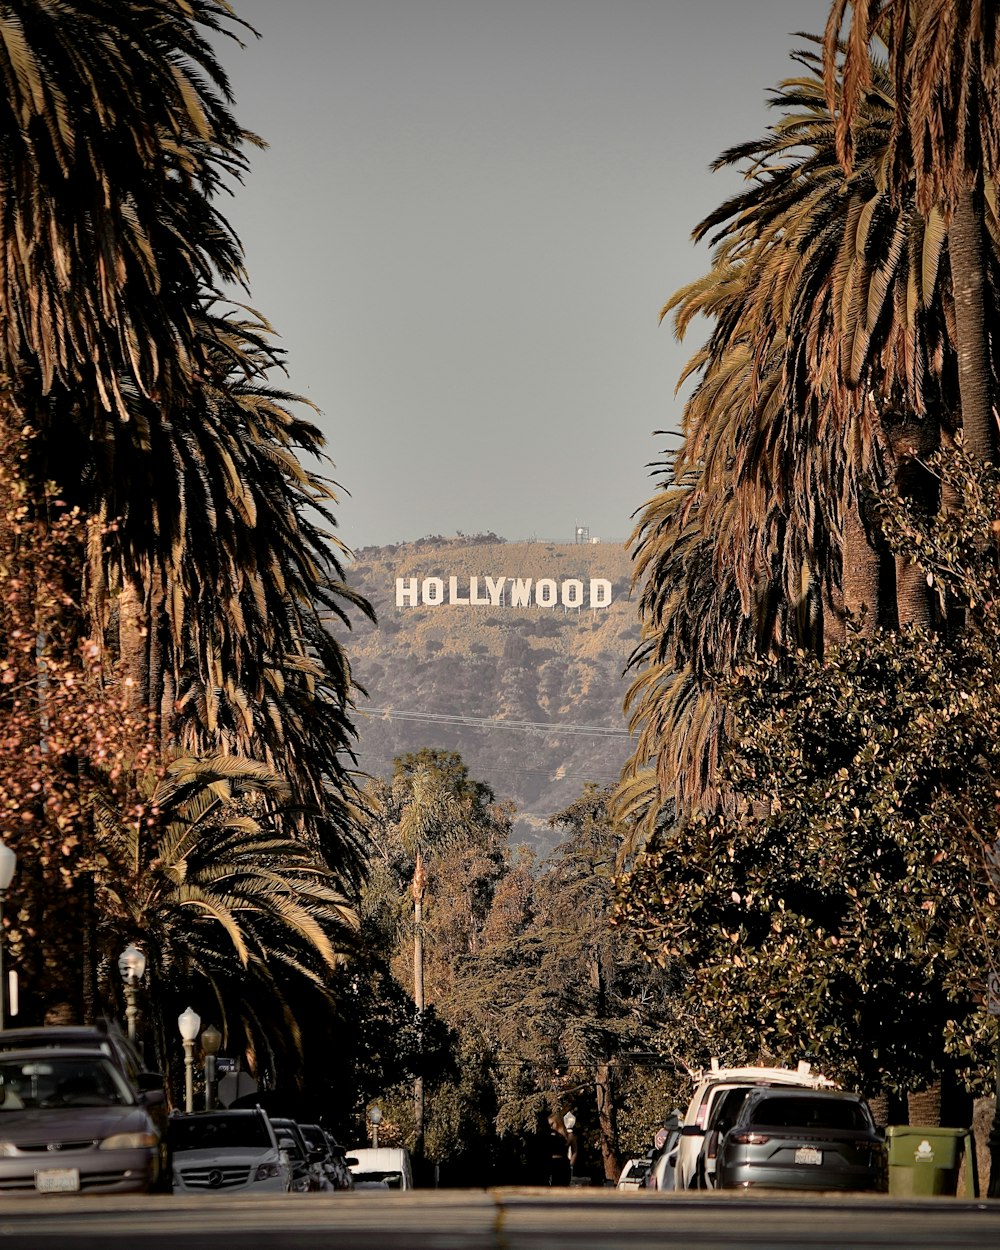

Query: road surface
left=1, top=1188, right=999, bottom=1249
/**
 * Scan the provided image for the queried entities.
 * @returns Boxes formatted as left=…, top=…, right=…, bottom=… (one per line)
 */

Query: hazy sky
left=218, top=0, right=833, bottom=552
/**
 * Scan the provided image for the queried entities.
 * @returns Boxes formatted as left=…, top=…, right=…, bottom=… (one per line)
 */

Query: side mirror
left=139, top=1088, right=166, bottom=1107
left=137, top=1072, right=164, bottom=1093
left=309, top=1147, right=326, bottom=1164
left=344, top=1157, right=359, bottom=1168
left=680, top=1125, right=703, bottom=1137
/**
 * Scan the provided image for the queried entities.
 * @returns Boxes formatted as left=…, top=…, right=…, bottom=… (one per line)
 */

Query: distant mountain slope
left=337, top=536, right=639, bottom=854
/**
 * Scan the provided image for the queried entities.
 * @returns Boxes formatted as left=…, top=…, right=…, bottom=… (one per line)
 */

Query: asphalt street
left=1, top=1190, right=1000, bottom=1250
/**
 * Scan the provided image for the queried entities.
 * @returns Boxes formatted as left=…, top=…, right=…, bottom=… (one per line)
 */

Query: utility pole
left=412, top=850, right=427, bottom=1160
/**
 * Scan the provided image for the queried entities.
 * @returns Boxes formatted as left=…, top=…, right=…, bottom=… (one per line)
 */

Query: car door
left=702, top=1087, right=753, bottom=1188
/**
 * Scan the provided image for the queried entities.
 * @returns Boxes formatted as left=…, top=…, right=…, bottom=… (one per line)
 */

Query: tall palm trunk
left=950, top=186, right=995, bottom=465
left=117, top=579, right=148, bottom=711
left=907, top=1081, right=941, bottom=1129
left=841, top=495, right=882, bottom=638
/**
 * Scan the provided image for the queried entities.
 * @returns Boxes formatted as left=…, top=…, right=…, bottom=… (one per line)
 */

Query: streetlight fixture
left=562, top=1112, right=577, bottom=1183
left=177, top=1007, right=201, bottom=1114
left=369, top=1105, right=382, bottom=1150
left=201, top=1023, right=222, bottom=1111
left=117, top=945, right=146, bottom=1044
left=0, top=839, right=17, bottom=1030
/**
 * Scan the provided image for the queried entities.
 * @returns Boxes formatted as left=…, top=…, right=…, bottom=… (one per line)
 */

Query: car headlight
left=99, top=1132, right=158, bottom=1150
left=254, top=1162, right=282, bottom=1181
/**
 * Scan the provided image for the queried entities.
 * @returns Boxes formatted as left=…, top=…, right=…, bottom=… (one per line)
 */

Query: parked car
left=0, top=1047, right=161, bottom=1194
left=675, top=1062, right=835, bottom=1190
left=0, top=1022, right=170, bottom=1185
left=347, top=1145, right=414, bottom=1190
left=169, top=1109, right=290, bottom=1193
left=646, top=1125, right=682, bottom=1191
left=616, top=1156, right=652, bottom=1190
left=715, top=1087, right=885, bottom=1192
left=270, top=1117, right=322, bottom=1192
left=299, top=1123, right=354, bottom=1190
left=699, top=1085, right=757, bottom=1189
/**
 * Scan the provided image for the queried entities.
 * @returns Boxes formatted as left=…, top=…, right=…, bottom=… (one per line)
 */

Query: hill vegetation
left=339, top=537, right=638, bottom=852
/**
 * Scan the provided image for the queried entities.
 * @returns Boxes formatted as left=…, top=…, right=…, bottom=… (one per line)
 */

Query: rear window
left=169, top=1113, right=272, bottom=1151
left=749, top=1096, right=868, bottom=1132
left=354, top=1170, right=404, bottom=1188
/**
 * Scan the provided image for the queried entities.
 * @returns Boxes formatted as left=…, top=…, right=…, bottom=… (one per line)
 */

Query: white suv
left=169, top=1109, right=290, bottom=1193
left=674, top=1061, right=835, bottom=1190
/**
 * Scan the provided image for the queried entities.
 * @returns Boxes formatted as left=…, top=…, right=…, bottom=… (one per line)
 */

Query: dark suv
left=715, top=1087, right=885, bottom=1192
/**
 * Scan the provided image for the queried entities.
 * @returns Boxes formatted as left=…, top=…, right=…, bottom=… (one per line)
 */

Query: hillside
left=336, top=536, right=640, bottom=855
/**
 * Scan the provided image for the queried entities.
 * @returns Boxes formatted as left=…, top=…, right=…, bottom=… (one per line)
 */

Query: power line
left=354, top=755, right=623, bottom=784
left=359, top=707, right=630, bottom=739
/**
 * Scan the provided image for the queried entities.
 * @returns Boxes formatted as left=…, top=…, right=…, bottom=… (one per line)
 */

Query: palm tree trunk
left=950, top=186, right=994, bottom=465
left=907, top=1080, right=942, bottom=1128
left=117, top=578, right=147, bottom=710
left=841, top=495, right=882, bottom=638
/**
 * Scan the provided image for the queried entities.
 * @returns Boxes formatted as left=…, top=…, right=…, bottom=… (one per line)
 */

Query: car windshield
left=0, top=1056, right=133, bottom=1109
left=749, top=1096, right=869, bottom=1132
left=169, top=1114, right=272, bottom=1151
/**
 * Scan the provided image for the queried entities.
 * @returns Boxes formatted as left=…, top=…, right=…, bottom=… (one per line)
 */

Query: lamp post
left=117, top=945, right=146, bottom=1044
left=178, top=1007, right=201, bottom=1114
left=369, top=1106, right=382, bottom=1150
left=0, top=840, right=16, bottom=1030
left=563, top=1112, right=577, bottom=1183
left=201, top=1023, right=222, bottom=1111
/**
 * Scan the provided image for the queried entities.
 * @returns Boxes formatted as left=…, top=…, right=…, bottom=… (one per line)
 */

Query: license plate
left=35, top=1168, right=80, bottom=1193
left=794, top=1147, right=822, bottom=1166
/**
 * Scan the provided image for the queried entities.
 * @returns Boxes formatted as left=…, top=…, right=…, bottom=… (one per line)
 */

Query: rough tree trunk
left=950, top=185, right=994, bottom=465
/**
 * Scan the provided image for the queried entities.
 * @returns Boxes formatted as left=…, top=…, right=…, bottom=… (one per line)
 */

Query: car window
left=299, top=1126, right=326, bottom=1152
left=169, top=1113, right=272, bottom=1151
left=0, top=1056, right=133, bottom=1108
left=708, top=1087, right=751, bottom=1133
left=748, top=1096, right=868, bottom=1131
left=354, top=1170, right=404, bottom=1188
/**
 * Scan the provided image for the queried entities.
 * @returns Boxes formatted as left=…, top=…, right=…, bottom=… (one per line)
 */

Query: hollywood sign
left=395, top=576, right=614, bottom=609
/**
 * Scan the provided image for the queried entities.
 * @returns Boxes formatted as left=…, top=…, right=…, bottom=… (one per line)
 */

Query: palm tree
left=824, top=0, right=1000, bottom=1146
left=89, top=751, right=359, bottom=1086
left=620, top=39, right=992, bottom=832
left=824, top=0, right=1000, bottom=463
left=0, top=3, right=373, bottom=883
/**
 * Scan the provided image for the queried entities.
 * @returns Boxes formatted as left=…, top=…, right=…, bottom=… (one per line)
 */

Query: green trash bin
left=884, top=1126, right=976, bottom=1197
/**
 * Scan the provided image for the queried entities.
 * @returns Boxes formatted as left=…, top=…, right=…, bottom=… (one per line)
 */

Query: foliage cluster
left=345, top=752, right=690, bottom=1184
left=619, top=449, right=1000, bottom=1104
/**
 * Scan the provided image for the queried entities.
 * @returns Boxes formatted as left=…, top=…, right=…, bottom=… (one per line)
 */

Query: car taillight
left=729, top=1132, right=770, bottom=1145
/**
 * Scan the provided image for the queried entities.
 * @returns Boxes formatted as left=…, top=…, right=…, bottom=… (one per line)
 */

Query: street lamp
left=369, top=1105, right=382, bottom=1150
left=0, top=840, right=16, bottom=1030
left=563, top=1112, right=577, bottom=1183
left=177, top=1007, right=201, bottom=1114
left=201, top=1023, right=222, bottom=1111
left=117, top=945, right=146, bottom=1044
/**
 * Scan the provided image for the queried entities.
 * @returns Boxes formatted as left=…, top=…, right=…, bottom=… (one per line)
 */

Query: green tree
left=619, top=446, right=1000, bottom=1130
